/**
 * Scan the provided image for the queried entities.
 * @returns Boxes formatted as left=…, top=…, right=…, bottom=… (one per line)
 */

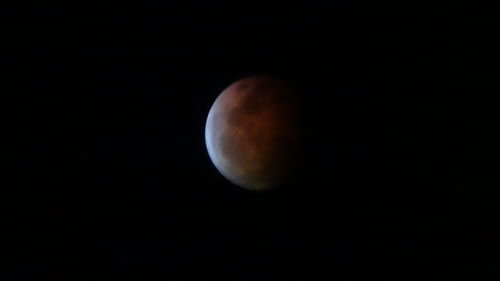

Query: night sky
left=3, top=2, right=497, bottom=280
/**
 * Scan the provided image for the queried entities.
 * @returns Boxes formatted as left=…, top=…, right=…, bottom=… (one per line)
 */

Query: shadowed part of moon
left=205, top=76, right=299, bottom=190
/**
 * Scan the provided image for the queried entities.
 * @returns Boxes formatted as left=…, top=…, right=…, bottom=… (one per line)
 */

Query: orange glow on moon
left=205, top=76, right=300, bottom=190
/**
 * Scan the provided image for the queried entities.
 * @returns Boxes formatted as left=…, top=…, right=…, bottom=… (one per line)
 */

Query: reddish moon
left=205, top=76, right=300, bottom=190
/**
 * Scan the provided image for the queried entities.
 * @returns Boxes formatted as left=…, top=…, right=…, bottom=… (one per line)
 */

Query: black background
left=2, top=1, right=498, bottom=280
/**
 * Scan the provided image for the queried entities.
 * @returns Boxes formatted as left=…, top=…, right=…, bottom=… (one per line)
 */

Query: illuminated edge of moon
left=205, top=92, right=273, bottom=191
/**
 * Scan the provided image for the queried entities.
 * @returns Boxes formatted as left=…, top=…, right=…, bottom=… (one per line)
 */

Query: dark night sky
left=2, top=1, right=498, bottom=280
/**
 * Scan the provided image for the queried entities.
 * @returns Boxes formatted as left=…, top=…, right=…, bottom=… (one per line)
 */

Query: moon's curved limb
left=205, top=76, right=299, bottom=190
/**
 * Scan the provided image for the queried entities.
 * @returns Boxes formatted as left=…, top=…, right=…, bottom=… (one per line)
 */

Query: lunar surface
left=205, top=76, right=300, bottom=190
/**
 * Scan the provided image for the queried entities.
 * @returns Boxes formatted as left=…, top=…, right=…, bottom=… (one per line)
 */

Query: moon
left=205, top=76, right=300, bottom=191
